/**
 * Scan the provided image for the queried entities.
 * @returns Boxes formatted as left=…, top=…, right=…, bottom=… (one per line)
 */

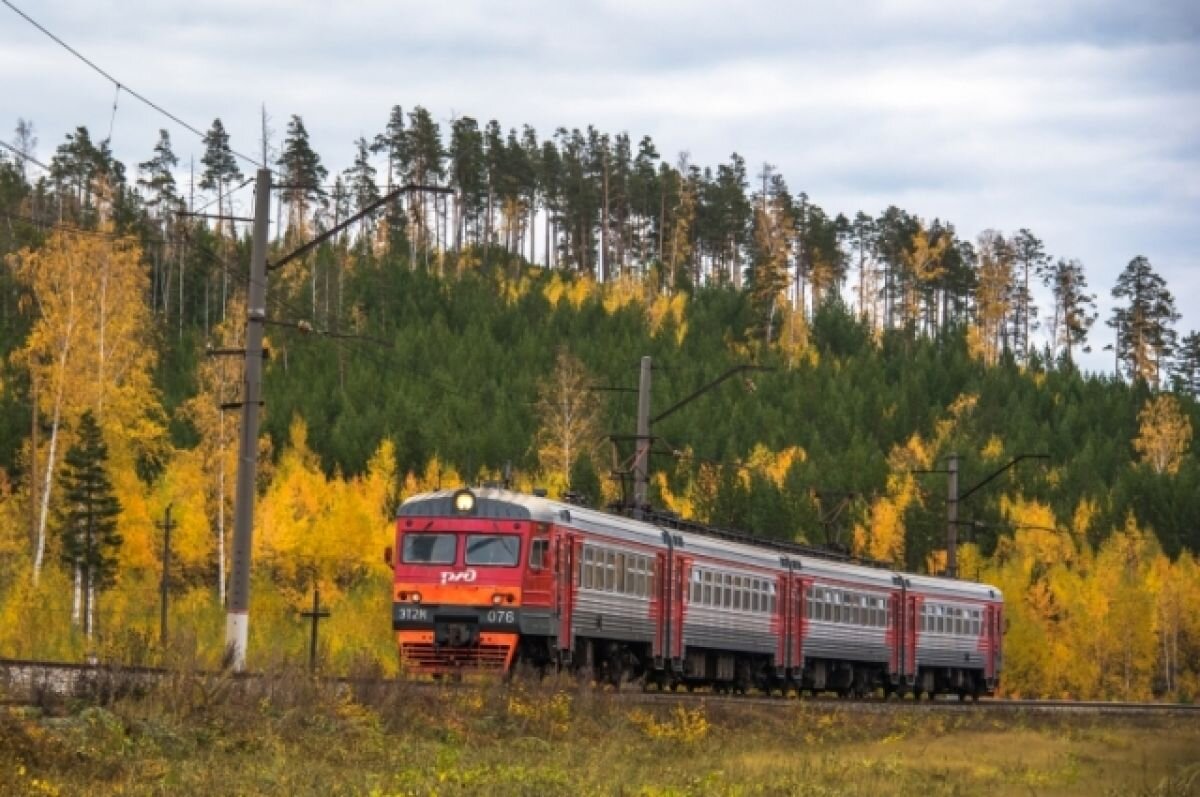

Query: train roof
left=396, top=487, right=1001, bottom=598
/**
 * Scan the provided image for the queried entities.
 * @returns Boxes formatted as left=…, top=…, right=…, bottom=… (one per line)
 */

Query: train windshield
left=465, top=534, right=520, bottom=567
left=402, top=533, right=457, bottom=564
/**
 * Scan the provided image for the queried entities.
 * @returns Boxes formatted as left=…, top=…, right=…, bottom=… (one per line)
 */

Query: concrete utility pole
left=633, top=356, right=653, bottom=519
left=225, top=168, right=271, bottom=671
left=158, top=504, right=175, bottom=645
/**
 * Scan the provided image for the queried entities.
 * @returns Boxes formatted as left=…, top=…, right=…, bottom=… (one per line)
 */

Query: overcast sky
left=4, top=0, right=1198, bottom=375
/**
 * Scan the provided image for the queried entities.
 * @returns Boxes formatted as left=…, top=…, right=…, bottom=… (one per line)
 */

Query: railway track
left=4, top=657, right=1198, bottom=717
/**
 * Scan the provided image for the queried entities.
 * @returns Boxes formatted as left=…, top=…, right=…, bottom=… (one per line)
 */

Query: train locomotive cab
left=389, top=488, right=554, bottom=673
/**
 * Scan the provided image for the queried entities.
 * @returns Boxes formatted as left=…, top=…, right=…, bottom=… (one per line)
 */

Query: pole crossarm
left=269, top=182, right=453, bottom=272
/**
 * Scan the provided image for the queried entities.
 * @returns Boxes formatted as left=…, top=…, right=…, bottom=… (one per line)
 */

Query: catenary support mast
left=225, top=168, right=271, bottom=671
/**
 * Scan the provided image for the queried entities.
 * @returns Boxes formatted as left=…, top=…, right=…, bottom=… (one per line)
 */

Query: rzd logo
left=440, top=569, right=478, bottom=585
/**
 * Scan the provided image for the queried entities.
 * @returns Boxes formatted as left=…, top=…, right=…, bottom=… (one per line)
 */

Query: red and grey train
left=387, top=487, right=1003, bottom=698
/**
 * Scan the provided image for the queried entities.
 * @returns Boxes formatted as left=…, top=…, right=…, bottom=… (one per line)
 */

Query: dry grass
left=1, top=671, right=1197, bottom=796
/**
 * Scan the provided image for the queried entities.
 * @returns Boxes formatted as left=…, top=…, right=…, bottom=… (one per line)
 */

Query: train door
left=985, top=603, right=1002, bottom=682
left=794, top=576, right=807, bottom=675
left=776, top=572, right=791, bottom=674
left=555, top=533, right=577, bottom=655
left=905, top=592, right=920, bottom=681
left=652, top=551, right=668, bottom=663
left=671, top=554, right=690, bottom=663
left=888, top=592, right=901, bottom=679
left=523, top=524, right=553, bottom=607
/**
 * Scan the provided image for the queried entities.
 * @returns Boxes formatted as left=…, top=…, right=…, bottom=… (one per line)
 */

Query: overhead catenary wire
left=1, top=0, right=264, bottom=170
left=0, top=139, right=51, bottom=172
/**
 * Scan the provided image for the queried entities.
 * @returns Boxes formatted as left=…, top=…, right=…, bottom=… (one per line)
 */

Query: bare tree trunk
left=33, top=349, right=70, bottom=584
left=30, top=370, right=39, bottom=554
left=73, top=564, right=82, bottom=625
left=601, top=160, right=609, bottom=282
left=217, top=409, right=227, bottom=606
left=86, top=574, right=95, bottom=642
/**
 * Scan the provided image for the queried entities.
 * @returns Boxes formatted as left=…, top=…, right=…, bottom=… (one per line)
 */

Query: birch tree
left=533, top=349, right=603, bottom=491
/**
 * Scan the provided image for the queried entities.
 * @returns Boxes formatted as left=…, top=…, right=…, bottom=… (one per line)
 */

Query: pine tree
left=137, top=129, right=180, bottom=219
left=344, top=136, right=380, bottom=252
left=747, top=168, right=793, bottom=344
left=448, top=117, right=485, bottom=250
left=200, top=118, right=244, bottom=320
left=1044, top=257, right=1097, bottom=365
left=1169, top=331, right=1200, bottom=397
left=1109, top=255, right=1179, bottom=387
left=57, top=410, right=121, bottom=640
left=277, top=114, right=328, bottom=242
left=974, top=230, right=1014, bottom=364
left=405, top=106, right=444, bottom=256
left=371, top=105, right=409, bottom=252
left=1010, top=229, right=1047, bottom=363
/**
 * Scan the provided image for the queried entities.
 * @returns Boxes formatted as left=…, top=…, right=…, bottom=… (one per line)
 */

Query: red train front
left=387, top=488, right=555, bottom=673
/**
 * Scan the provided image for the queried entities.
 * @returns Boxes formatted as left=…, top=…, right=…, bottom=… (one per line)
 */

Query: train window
left=702, top=572, right=712, bottom=605
left=529, top=538, right=549, bottom=570
left=752, top=586, right=760, bottom=613
left=581, top=547, right=594, bottom=589
left=402, top=533, right=457, bottom=564
left=615, top=553, right=626, bottom=593
left=733, top=577, right=742, bottom=611
left=466, top=534, right=520, bottom=566
left=768, top=583, right=776, bottom=614
left=603, top=550, right=615, bottom=591
left=690, top=569, right=701, bottom=602
left=723, top=574, right=732, bottom=608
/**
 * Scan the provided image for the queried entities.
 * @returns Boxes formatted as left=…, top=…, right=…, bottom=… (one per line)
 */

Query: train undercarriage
left=403, top=631, right=991, bottom=701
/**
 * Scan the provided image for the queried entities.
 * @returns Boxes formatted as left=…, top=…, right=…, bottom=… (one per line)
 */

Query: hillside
left=1, top=120, right=1198, bottom=700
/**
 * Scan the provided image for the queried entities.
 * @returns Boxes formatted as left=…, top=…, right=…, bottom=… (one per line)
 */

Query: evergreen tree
left=344, top=135, right=380, bottom=251
left=57, top=410, right=122, bottom=640
left=1109, top=256, right=1179, bottom=387
left=371, top=105, right=409, bottom=251
left=850, top=211, right=877, bottom=323
left=277, top=114, right=328, bottom=241
left=447, top=117, right=485, bottom=251
left=200, top=118, right=242, bottom=207
left=1010, top=229, right=1047, bottom=363
left=137, top=129, right=180, bottom=219
left=1044, top=257, right=1097, bottom=365
left=747, top=168, right=793, bottom=344
left=405, top=106, right=444, bottom=254
left=200, top=118, right=244, bottom=319
left=975, top=230, right=1014, bottom=364
left=1169, top=331, right=1200, bottom=397
left=630, top=135, right=660, bottom=267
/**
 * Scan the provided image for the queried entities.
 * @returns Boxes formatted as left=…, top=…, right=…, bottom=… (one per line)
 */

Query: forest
left=0, top=107, right=1198, bottom=701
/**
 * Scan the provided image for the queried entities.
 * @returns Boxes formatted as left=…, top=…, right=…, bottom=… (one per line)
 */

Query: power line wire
left=0, top=139, right=51, bottom=172
left=1, top=0, right=263, bottom=169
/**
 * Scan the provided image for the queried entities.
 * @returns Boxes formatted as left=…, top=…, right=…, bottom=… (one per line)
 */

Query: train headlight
left=492, top=594, right=504, bottom=605
left=411, top=592, right=422, bottom=604
left=453, top=488, right=476, bottom=514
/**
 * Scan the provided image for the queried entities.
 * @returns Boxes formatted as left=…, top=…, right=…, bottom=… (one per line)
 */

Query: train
left=386, top=487, right=1003, bottom=699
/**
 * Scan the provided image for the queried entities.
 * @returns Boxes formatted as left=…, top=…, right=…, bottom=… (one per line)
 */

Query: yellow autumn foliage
left=1133, top=394, right=1192, bottom=475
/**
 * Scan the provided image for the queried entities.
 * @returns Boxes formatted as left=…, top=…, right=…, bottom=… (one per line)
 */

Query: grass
left=1, top=669, right=1198, bottom=797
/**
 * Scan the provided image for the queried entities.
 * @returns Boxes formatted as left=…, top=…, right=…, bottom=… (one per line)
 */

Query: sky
left=3, top=0, right=1198, bottom=375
